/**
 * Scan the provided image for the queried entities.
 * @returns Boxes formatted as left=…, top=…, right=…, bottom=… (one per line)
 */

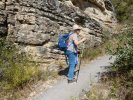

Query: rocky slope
left=0, top=0, right=117, bottom=68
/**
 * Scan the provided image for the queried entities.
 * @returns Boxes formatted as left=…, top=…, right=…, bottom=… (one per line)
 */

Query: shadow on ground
left=58, top=67, right=69, bottom=76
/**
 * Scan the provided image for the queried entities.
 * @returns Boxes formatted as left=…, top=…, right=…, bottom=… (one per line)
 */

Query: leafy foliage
left=112, top=0, right=133, bottom=23
left=0, top=38, right=39, bottom=90
left=0, top=38, right=59, bottom=99
left=111, top=27, right=133, bottom=73
left=106, top=26, right=133, bottom=100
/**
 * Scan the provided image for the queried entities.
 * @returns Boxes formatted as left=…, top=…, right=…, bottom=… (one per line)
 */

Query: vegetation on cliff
left=0, top=38, right=38, bottom=98
left=112, top=0, right=133, bottom=23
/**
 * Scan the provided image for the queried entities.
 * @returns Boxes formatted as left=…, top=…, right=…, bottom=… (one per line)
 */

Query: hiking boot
left=68, top=79, right=77, bottom=83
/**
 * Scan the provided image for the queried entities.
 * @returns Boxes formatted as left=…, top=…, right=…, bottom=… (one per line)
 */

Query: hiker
left=66, top=24, right=86, bottom=83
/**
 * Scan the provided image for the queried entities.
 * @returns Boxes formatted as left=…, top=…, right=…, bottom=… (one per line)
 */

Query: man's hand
left=74, top=37, right=86, bottom=46
left=81, top=37, right=86, bottom=43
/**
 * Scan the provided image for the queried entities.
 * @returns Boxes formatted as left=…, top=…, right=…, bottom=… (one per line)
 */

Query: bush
left=0, top=38, right=39, bottom=90
left=112, top=0, right=133, bottom=23
left=82, top=47, right=103, bottom=61
left=111, top=27, right=133, bottom=73
left=106, top=26, right=133, bottom=100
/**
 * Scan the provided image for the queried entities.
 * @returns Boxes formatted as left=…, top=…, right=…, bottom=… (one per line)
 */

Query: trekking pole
left=76, top=43, right=85, bottom=82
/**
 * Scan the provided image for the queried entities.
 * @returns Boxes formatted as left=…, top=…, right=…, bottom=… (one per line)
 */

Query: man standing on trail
left=66, top=24, right=86, bottom=83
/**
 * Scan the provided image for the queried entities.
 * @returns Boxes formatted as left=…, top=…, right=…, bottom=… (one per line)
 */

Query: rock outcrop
left=0, top=0, right=117, bottom=68
left=0, top=0, right=7, bottom=36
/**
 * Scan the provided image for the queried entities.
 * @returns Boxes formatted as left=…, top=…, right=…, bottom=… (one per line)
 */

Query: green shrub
left=82, top=47, right=103, bottom=61
left=0, top=38, right=39, bottom=90
left=106, top=26, right=133, bottom=100
left=110, top=27, right=133, bottom=72
left=112, top=0, right=133, bottom=23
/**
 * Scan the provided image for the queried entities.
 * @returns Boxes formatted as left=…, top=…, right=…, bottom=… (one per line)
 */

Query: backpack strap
left=67, top=32, right=73, bottom=48
left=64, top=32, right=73, bottom=41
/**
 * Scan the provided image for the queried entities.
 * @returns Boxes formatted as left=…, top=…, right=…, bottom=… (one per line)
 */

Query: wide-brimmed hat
left=73, top=24, right=81, bottom=31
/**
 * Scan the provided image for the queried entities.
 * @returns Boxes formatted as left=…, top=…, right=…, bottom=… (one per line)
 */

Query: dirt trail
left=32, top=55, right=115, bottom=100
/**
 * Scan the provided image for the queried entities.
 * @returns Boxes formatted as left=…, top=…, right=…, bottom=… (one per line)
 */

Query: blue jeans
left=66, top=50, right=78, bottom=80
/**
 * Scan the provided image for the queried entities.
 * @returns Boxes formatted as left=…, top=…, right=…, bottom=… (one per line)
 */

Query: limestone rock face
left=71, top=0, right=116, bottom=29
left=0, top=0, right=116, bottom=68
left=0, top=0, right=7, bottom=36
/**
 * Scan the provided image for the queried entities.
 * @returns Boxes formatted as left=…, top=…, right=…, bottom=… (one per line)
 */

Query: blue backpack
left=58, top=32, right=73, bottom=51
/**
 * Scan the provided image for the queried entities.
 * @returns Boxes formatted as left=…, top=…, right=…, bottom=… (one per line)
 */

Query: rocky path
left=32, top=55, right=115, bottom=100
